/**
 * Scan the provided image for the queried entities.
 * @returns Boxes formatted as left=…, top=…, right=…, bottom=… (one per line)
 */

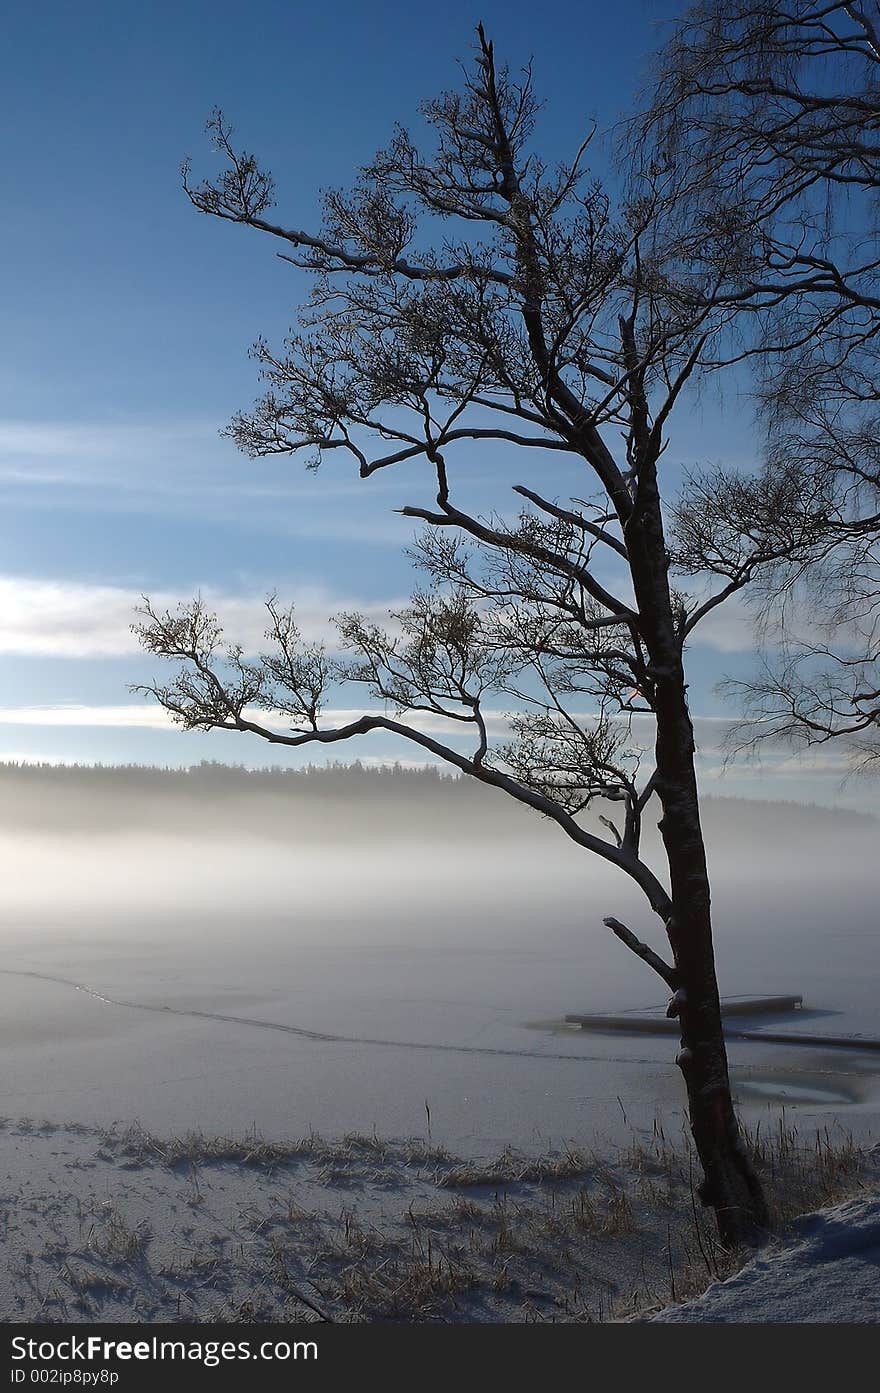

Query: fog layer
left=0, top=764, right=876, bottom=1152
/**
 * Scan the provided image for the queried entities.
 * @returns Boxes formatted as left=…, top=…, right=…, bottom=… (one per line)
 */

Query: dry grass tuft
left=99, top=1123, right=451, bottom=1180
left=35, top=1113, right=876, bottom=1324
left=745, top=1115, right=872, bottom=1223
left=438, top=1143, right=596, bottom=1189
left=86, top=1205, right=151, bottom=1264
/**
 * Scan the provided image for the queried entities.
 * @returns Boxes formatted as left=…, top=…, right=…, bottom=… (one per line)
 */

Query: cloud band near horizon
left=0, top=573, right=763, bottom=660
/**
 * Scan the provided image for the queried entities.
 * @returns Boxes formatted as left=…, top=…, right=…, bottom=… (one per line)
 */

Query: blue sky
left=0, top=0, right=872, bottom=809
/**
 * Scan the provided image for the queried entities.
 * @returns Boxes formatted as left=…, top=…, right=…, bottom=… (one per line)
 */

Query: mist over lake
left=0, top=763, right=876, bottom=1154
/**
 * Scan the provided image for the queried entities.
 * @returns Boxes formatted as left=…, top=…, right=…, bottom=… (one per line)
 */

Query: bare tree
left=682, top=423, right=880, bottom=772
left=637, top=0, right=880, bottom=770
left=136, top=28, right=776, bottom=1242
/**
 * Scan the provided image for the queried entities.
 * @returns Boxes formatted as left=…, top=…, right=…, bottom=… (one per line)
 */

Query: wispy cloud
left=0, top=704, right=176, bottom=729
left=0, top=417, right=407, bottom=503
left=0, top=417, right=420, bottom=545
left=0, top=700, right=743, bottom=756
left=685, top=593, right=758, bottom=654
left=0, top=575, right=401, bottom=659
left=0, top=418, right=213, bottom=462
left=0, top=703, right=493, bottom=736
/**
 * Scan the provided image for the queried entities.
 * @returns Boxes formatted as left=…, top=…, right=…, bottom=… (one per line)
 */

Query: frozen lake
left=1, top=781, right=877, bottom=1157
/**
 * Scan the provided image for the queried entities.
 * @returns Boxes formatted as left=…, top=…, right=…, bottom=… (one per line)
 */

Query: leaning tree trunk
left=653, top=679, right=770, bottom=1246
left=626, top=470, right=769, bottom=1247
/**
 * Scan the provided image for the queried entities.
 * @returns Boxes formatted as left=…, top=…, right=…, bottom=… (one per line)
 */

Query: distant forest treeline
left=0, top=759, right=460, bottom=796
left=0, top=759, right=873, bottom=843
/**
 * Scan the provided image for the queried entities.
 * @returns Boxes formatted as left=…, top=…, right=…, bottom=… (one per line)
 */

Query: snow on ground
left=651, top=1192, right=880, bottom=1322
left=1, top=1116, right=875, bottom=1323
left=0, top=1117, right=705, bottom=1323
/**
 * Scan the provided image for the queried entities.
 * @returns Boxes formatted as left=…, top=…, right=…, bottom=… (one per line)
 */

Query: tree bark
left=657, top=736, right=770, bottom=1246
left=625, top=466, right=770, bottom=1247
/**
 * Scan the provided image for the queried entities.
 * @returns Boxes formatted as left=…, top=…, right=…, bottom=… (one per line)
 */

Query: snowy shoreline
left=0, top=1115, right=875, bottom=1324
left=650, top=1194, right=880, bottom=1323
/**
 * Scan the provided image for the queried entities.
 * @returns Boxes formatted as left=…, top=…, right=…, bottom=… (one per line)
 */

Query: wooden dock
left=565, top=994, right=803, bottom=1035
left=564, top=994, right=880, bottom=1052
